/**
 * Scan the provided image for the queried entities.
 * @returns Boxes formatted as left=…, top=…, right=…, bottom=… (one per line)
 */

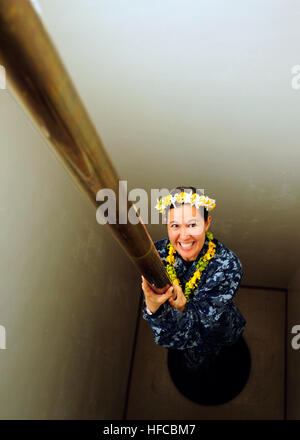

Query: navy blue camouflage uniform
left=141, top=234, right=246, bottom=371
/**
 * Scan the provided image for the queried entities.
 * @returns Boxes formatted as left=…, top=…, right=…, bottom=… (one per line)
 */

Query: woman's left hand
left=168, top=283, right=187, bottom=312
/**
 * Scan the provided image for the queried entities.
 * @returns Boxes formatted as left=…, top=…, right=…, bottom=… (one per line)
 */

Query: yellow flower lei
left=165, top=231, right=216, bottom=303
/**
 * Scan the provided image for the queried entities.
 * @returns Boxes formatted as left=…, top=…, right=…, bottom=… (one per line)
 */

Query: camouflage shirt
left=141, top=234, right=246, bottom=353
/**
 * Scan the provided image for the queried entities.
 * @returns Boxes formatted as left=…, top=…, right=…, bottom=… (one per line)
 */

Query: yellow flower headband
left=155, top=191, right=216, bottom=214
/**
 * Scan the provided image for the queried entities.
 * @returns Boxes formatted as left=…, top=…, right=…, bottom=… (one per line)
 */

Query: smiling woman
left=166, top=197, right=211, bottom=262
left=140, top=186, right=249, bottom=404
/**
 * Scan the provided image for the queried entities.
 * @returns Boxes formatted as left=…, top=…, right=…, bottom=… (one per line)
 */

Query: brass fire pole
left=0, top=0, right=171, bottom=289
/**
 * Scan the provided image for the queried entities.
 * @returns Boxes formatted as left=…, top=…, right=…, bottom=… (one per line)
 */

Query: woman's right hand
left=141, top=275, right=174, bottom=314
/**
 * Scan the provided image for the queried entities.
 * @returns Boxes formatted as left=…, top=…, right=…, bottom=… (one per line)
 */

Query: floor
left=126, top=287, right=286, bottom=420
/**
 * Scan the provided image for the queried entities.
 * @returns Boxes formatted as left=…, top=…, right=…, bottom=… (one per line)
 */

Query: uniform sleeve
left=141, top=256, right=246, bottom=350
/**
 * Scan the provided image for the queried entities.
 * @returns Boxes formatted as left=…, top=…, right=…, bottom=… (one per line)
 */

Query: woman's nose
left=179, top=227, right=190, bottom=239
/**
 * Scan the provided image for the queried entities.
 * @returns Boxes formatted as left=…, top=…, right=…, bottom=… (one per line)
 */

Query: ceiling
left=32, top=0, right=300, bottom=288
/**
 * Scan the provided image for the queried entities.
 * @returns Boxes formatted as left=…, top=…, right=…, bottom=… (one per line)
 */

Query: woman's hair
left=163, top=186, right=208, bottom=223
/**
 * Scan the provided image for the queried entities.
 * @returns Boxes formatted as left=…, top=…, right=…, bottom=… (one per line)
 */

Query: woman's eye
left=171, top=224, right=178, bottom=228
left=189, top=223, right=196, bottom=227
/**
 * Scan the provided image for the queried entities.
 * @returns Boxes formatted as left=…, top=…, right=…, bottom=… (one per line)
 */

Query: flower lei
left=155, top=191, right=216, bottom=214
left=165, top=231, right=216, bottom=303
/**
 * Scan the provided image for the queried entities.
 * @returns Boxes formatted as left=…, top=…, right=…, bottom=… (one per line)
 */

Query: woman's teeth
left=179, top=242, right=194, bottom=249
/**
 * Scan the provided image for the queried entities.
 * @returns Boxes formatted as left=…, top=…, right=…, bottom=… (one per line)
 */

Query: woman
left=141, top=186, right=246, bottom=374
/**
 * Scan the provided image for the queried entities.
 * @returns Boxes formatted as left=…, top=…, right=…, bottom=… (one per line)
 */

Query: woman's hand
left=141, top=275, right=173, bottom=314
left=168, top=282, right=187, bottom=313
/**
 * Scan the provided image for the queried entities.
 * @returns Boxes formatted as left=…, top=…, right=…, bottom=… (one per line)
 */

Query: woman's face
left=166, top=204, right=212, bottom=261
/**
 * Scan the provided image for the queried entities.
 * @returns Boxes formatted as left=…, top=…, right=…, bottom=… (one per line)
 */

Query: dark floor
left=126, top=287, right=286, bottom=419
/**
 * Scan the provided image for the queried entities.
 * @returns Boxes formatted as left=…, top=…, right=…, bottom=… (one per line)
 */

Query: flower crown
left=155, top=191, right=216, bottom=214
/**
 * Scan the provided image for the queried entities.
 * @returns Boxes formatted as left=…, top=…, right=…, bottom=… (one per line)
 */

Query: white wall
left=0, top=90, right=140, bottom=418
left=36, top=0, right=300, bottom=289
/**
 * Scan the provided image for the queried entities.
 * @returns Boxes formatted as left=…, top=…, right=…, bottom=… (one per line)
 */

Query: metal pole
left=0, top=0, right=170, bottom=289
